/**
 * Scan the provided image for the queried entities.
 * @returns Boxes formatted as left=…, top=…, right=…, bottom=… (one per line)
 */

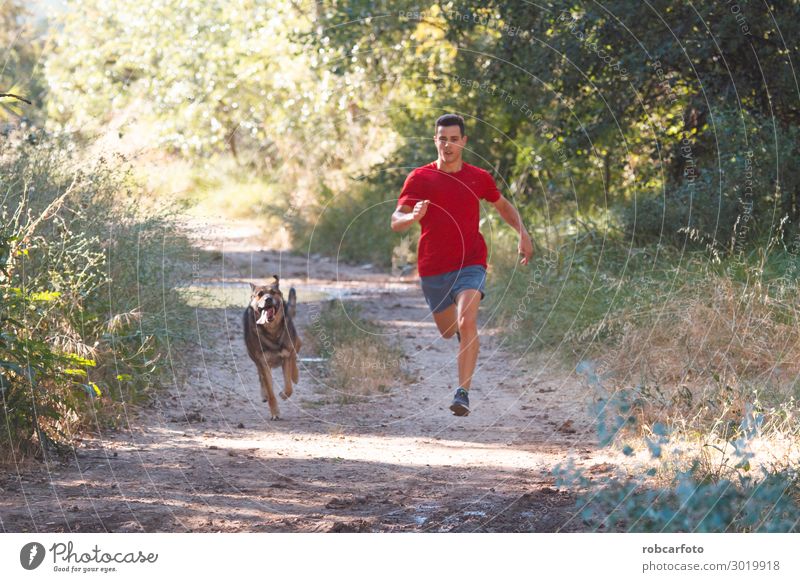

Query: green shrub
left=624, top=172, right=741, bottom=251
left=485, top=224, right=660, bottom=351
left=1, top=130, right=194, bottom=460
left=488, top=219, right=800, bottom=454
left=556, top=405, right=800, bottom=532
left=622, top=109, right=800, bottom=252
left=550, top=361, right=800, bottom=532
left=289, top=174, right=409, bottom=268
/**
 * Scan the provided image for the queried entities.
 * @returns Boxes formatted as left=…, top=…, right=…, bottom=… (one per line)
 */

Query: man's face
left=434, top=124, right=467, bottom=163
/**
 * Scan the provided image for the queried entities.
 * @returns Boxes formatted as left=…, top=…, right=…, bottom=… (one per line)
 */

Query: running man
left=391, top=113, right=533, bottom=416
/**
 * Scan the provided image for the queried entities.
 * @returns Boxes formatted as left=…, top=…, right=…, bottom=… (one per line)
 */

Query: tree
left=312, top=0, right=800, bottom=247
left=1, top=1, right=39, bottom=121
left=44, top=1, right=394, bottom=176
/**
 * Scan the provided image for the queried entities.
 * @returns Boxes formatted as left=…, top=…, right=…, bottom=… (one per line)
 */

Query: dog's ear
left=272, top=274, right=280, bottom=287
left=249, top=282, right=256, bottom=292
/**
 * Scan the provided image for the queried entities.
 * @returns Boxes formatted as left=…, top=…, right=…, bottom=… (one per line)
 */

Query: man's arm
left=391, top=200, right=430, bottom=232
left=492, top=195, right=534, bottom=265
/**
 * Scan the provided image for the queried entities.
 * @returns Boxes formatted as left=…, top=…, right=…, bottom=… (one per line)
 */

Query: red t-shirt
left=397, top=161, right=502, bottom=277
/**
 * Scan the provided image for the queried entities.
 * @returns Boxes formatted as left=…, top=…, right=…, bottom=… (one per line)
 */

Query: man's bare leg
left=432, top=304, right=458, bottom=339
left=455, top=289, right=481, bottom=390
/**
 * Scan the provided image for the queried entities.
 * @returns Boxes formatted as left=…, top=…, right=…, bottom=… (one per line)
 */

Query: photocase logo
left=20, top=542, right=46, bottom=570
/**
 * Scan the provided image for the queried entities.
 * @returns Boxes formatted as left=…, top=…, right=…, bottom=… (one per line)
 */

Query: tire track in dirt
left=0, top=217, right=625, bottom=532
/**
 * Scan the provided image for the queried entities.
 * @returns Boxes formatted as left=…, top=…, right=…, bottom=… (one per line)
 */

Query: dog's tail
left=288, top=287, right=297, bottom=318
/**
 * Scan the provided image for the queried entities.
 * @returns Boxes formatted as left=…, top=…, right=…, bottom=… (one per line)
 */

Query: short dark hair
left=435, top=113, right=465, bottom=137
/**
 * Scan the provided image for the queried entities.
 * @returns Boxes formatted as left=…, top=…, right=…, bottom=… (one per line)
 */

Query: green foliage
left=486, top=224, right=662, bottom=350
left=290, top=174, right=409, bottom=267
left=44, top=0, right=392, bottom=168
left=624, top=110, right=800, bottom=250
left=47, top=0, right=301, bottom=154
left=487, top=223, right=800, bottom=478
left=556, top=402, right=800, bottom=532
left=488, top=223, right=800, bottom=366
left=558, top=457, right=800, bottom=532
left=1, top=130, right=194, bottom=459
left=44, top=0, right=408, bottom=251
left=311, top=0, right=800, bottom=254
left=0, top=284, right=78, bottom=456
left=0, top=1, right=43, bottom=122
left=36, top=0, right=800, bottom=260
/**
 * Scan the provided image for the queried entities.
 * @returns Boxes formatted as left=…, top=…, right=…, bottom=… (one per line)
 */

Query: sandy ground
left=0, top=218, right=627, bottom=533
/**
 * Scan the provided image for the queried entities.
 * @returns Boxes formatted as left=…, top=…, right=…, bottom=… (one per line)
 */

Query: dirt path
left=1, top=218, right=625, bottom=533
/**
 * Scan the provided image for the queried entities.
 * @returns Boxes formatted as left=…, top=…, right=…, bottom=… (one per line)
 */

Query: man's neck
left=436, top=158, right=463, bottom=173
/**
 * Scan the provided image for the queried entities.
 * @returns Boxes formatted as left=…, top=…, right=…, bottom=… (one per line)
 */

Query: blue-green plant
left=556, top=371, right=800, bottom=532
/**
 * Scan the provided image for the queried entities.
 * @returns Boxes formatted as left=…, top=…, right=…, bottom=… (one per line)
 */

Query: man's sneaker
left=449, top=387, right=470, bottom=416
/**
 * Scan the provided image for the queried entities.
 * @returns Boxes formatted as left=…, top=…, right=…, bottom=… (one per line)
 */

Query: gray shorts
left=419, top=265, right=487, bottom=314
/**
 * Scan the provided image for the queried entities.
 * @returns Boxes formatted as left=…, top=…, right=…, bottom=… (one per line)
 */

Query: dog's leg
left=256, top=356, right=280, bottom=420
left=291, top=355, right=299, bottom=384
left=280, top=357, right=294, bottom=400
left=291, top=336, right=302, bottom=384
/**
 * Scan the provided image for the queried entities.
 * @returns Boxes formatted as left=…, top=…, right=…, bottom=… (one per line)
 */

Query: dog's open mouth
left=257, top=306, right=276, bottom=325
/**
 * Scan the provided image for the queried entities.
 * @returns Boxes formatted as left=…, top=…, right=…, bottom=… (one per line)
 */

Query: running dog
left=243, top=275, right=301, bottom=420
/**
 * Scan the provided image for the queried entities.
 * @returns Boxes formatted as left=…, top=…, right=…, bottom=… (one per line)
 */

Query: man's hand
left=391, top=200, right=430, bottom=232
left=412, top=199, right=430, bottom=222
left=491, top=195, right=534, bottom=265
left=518, top=233, right=534, bottom=265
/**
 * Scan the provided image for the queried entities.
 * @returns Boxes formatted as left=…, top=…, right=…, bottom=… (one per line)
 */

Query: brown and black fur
left=243, top=275, right=302, bottom=420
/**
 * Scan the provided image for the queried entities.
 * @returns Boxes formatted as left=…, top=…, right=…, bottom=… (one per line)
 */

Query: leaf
left=645, top=437, right=662, bottom=458
left=66, top=354, right=96, bottom=367
left=75, top=382, right=102, bottom=398
left=0, top=360, right=24, bottom=375
left=29, top=290, right=62, bottom=302
left=652, top=422, right=669, bottom=437
left=90, top=382, right=102, bottom=397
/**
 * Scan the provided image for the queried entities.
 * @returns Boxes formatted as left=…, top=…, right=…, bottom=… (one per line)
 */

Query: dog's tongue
left=257, top=307, right=275, bottom=325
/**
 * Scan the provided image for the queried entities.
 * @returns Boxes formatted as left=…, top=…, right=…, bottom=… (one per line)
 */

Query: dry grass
left=306, top=300, right=409, bottom=403
left=595, top=274, right=800, bottom=443
left=328, top=340, right=404, bottom=403
left=605, top=276, right=800, bottom=388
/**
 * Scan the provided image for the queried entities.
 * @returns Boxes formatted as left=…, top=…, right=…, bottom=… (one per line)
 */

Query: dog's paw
left=279, top=390, right=291, bottom=400
left=270, top=414, right=281, bottom=421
